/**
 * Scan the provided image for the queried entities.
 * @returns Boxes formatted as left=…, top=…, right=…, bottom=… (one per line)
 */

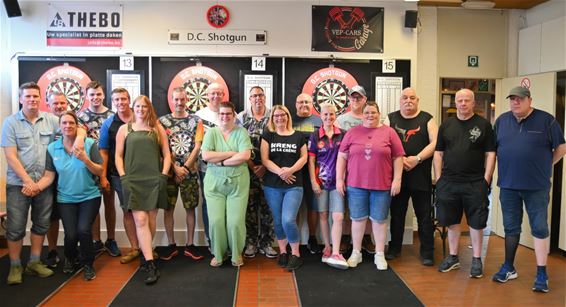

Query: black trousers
left=389, top=189, right=434, bottom=259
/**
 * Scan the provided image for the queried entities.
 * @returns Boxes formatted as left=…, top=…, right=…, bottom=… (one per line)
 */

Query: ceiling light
left=461, top=1, right=496, bottom=9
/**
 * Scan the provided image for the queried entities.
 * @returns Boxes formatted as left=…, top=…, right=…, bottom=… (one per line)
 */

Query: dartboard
left=46, top=77, right=84, bottom=112
left=170, top=131, right=194, bottom=158
left=312, top=78, right=349, bottom=115
left=183, top=78, right=210, bottom=113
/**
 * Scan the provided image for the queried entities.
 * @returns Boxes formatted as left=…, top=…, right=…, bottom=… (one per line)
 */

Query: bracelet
left=183, top=165, right=190, bottom=171
left=221, top=160, right=225, bottom=166
left=416, top=155, right=422, bottom=163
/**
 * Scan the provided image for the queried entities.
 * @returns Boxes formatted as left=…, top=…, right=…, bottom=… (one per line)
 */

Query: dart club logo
left=37, top=65, right=92, bottom=113
left=302, top=67, right=358, bottom=116
left=167, top=65, right=229, bottom=113
left=325, top=7, right=373, bottom=52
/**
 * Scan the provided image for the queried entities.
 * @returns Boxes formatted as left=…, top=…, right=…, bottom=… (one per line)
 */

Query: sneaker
left=45, top=249, right=60, bottom=268
left=347, top=250, right=363, bottom=268
left=160, top=244, right=179, bottom=261
left=277, top=253, right=289, bottom=268
left=286, top=255, right=303, bottom=271
left=421, top=257, right=434, bottom=267
left=385, top=248, right=399, bottom=260
left=244, top=244, right=257, bottom=258
left=532, top=273, right=549, bottom=293
left=374, top=252, right=388, bottom=270
left=326, top=254, right=349, bottom=270
left=438, top=255, right=460, bottom=273
left=321, top=246, right=332, bottom=263
left=307, top=236, right=321, bottom=254
left=144, top=261, right=160, bottom=285
left=93, top=240, right=104, bottom=253
left=7, top=265, right=23, bottom=285
left=470, top=258, right=483, bottom=278
left=492, top=264, right=518, bottom=283
left=184, top=244, right=204, bottom=260
left=105, top=239, right=121, bottom=257
left=120, top=249, right=140, bottom=264
left=63, top=258, right=78, bottom=274
left=362, top=236, right=376, bottom=254
left=259, top=246, right=279, bottom=259
left=83, top=265, right=96, bottom=281
left=25, top=260, right=54, bottom=278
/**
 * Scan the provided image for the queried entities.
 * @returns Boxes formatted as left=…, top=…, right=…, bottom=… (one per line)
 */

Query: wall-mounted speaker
left=3, top=0, right=22, bottom=18
left=404, top=10, right=418, bottom=28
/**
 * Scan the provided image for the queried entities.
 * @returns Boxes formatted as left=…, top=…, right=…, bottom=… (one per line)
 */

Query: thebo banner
left=311, top=6, right=384, bottom=53
left=47, top=3, right=123, bottom=47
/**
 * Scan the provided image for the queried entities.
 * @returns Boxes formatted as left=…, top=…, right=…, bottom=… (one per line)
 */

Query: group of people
left=2, top=80, right=564, bottom=293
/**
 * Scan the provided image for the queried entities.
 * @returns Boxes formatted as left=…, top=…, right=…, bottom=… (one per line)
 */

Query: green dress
left=121, top=123, right=168, bottom=211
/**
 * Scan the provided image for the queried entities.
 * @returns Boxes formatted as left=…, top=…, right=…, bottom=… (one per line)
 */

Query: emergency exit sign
left=468, top=56, right=479, bottom=67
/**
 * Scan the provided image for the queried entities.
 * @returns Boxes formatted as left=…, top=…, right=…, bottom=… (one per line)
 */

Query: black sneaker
left=63, top=258, right=78, bottom=274
left=105, top=239, right=121, bottom=257
left=83, top=265, right=96, bottom=281
left=470, top=258, right=483, bottom=278
left=93, top=240, right=104, bottom=253
left=438, top=255, right=460, bottom=273
left=421, top=257, right=434, bottom=267
left=277, top=253, right=289, bottom=268
left=144, top=261, right=160, bottom=285
left=184, top=244, right=204, bottom=260
left=286, top=255, right=303, bottom=271
left=45, top=249, right=60, bottom=268
left=307, top=236, right=321, bottom=254
left=385, top=248, right=400, bottom=260
left=160, top=244, right=179, bottom=261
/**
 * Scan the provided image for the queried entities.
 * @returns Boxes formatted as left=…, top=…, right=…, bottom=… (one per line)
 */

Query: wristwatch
left=416, top=155, right=422, bottom=163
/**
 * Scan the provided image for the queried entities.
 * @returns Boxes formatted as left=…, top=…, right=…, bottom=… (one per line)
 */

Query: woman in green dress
left=202, top=102, right=252, bottom=267
left=115, top=95, right=171, bottom=285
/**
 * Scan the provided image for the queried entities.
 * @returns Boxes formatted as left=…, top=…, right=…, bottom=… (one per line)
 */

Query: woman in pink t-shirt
left=336, top=101, right=404, bottom=271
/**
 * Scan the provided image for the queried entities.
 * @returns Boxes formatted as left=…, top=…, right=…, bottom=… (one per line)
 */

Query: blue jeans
left=499, top=188, right=550, bottom=239
left=347, top=187, right=391, bottom=222
left=316, top=189, right=345, bottom=213
left=263, top=186, right=303, bottom=243
left=58, top=197, right=101, bottom=266
left=6, top=184, right=53, bottom=241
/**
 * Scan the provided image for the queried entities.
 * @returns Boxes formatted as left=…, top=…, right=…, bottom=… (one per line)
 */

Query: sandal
left=232, top=258, right=244, bottom=267
left=210, top=257, right=223, bottom=267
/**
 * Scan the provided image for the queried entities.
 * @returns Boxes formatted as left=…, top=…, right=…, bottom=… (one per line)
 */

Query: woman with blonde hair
left=260, top=105, right=308, bottom=271
left=115, top=95, right=171, bottom=285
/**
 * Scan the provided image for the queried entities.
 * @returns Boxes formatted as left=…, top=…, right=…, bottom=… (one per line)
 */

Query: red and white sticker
left=167, top=65, right=229, bottom=113
left=301, top=67, right=358, bottom=115
left=206, top=5, right=230, bottom=29
left=520, top=77, right=531, bottom=89
left=37, top=65, right=92, bottom=113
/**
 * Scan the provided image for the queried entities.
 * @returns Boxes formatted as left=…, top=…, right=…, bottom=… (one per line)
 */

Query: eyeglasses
left=219, top=112, right=233, bottom=116
left=250, top=93, right=265, bottom=98
left=273, top=113, right=287, bottom=118
left=296, top=100, right=311, bottom=105
left=349, top=96, right=364, bottom=101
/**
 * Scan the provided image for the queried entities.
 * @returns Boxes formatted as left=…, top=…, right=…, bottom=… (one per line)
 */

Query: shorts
left=499, top=188, right=550, bottom=239
left=166, top=173, right=200, bottom=210
left=316, top=189, right=345, bottom=213
left=436, top=178, right=489, bottom=229
left=346, top=186, right=390, bottom=222
left=110, top=175, right=128, bottom=210
left=6, top=184, right=54, bottom=241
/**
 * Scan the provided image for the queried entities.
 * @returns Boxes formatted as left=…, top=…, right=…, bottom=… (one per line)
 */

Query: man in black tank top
left=386, top=88, right=438, bottom=266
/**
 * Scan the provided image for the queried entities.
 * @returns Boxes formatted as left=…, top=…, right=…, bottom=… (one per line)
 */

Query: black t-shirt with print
left=261, top=130, right=305, bottom=188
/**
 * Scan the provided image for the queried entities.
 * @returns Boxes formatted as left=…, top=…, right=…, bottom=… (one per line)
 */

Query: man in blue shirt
left=493, top=86, right=566, bottom=293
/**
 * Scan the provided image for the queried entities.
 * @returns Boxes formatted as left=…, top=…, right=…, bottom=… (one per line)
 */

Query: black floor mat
left=110, top=246, right=238, bottom=307
left=295, top=248, right=424, bottom=307
left=0, top=246, right=75, bottom=307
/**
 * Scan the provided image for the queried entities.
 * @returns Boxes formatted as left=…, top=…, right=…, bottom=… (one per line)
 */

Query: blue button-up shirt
left=1, top=110, right=59, bottom=185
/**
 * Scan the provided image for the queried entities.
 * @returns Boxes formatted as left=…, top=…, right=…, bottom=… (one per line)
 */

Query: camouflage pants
left=245, top=176, right=275, bottom=248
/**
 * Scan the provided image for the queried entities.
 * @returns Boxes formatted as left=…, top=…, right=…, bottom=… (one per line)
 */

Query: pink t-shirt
left=339, top=125, right=405, bottom=190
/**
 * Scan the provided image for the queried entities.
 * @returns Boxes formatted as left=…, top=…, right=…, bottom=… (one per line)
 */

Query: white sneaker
left=259, top=246, right=278, bottom=259
left=347, top=250, right=363, bottom=268
left=374, top=252, right=388, bottom=270
left=244, top=245, right=257, bottom=258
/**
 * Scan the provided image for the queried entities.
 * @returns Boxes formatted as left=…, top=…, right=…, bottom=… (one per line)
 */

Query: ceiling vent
left=461, top=0, right=496, bottom=9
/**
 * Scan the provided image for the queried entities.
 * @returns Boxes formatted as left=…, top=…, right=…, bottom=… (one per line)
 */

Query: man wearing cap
left=386, top=87, right=437, bottom=266
left=491, top=86, right=566, bottom=293
left=433, top=88, right=496, bottom=279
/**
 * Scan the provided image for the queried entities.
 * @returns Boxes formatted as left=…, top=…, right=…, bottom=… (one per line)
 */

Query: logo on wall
left=207, top=5, right=230, bottom=28
left=167, top=65, right=230, bottom=113
left=302, top=67, right=358, bottom=115
left=37, top=65, right=92, bottom=113
left=312, top=6, right=384, bottom=53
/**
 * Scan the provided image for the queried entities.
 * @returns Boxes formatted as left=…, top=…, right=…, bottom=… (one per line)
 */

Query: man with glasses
left=238, top=86, right=277, bottom=259
left=292, top=93, right=322, bottom=253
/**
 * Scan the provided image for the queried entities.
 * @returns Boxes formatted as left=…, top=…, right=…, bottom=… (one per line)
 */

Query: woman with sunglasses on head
left=201, top=102, right=252, bottom=268
left=115, top=95, right=171, bottom=285
left=260, top=105, right=308, bottom=271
